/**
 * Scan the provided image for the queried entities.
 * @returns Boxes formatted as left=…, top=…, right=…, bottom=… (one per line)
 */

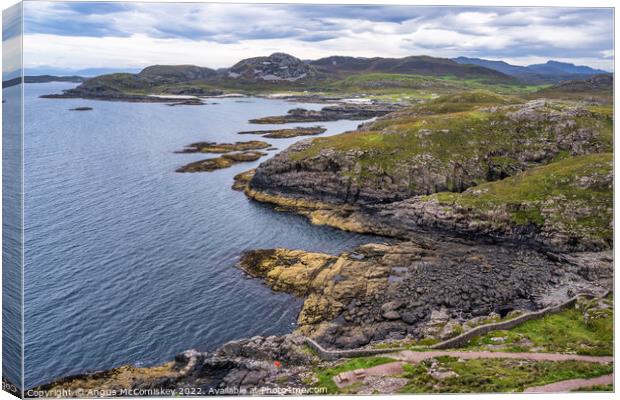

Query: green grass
left=432, top=153, right=612, bottom=243
left=79, top=70, right=549, bottom=100
left=314, top=356, right=395, bottom=394
left=439, top=75, right=547, bottom=94
left=292, top=98, right=610, bottom=188
left=464, top=297, right=613, bottom=356
left=399, top=357, right=613, bottom=393
left=572, top=383, right=613, bottom=392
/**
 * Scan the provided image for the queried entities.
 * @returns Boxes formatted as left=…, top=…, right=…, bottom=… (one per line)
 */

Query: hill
left=2, top=75, right=85, bottom=88
left=41, top=52, right=518, bottom=100
left=454, top=57, right=610, bottom=84
left=532, top=74, right=613, bottom=102
left=312, top=55, right=514, bottom=82
left=527, top=61, right=608, bottom=76
left=137, top=65, right=218, bottom=84
left=228, top=52, right=315, bottom=81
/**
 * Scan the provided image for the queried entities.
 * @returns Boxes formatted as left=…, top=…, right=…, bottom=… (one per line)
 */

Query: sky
left=4, top=1, right=615, bottom=75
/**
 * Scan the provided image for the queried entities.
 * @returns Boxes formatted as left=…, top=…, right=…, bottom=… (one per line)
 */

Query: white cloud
left=601, top=49, right=614, bottom=58
left=20, top=3, right=614, bottom=72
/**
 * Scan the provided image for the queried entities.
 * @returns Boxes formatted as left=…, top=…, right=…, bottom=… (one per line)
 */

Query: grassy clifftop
left=257, top=95, right=611, bottom=204
left=415, top=153, right=613, bottom=250
left=249, top=92, right=612, bottom=250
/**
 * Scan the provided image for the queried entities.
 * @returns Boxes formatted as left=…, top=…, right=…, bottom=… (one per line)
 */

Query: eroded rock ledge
left=237, top=241, right=611, bottom=349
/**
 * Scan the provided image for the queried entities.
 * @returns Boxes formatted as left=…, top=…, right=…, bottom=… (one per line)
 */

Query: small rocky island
left=248, top=104, right=402, bottom=124
left=176, top=151, right=266, bottom=173
left=238, top=126, right=327, bottom=138
left=174, top=140, right=271, bottom=154
left=174, top=141, right=271, bottom=172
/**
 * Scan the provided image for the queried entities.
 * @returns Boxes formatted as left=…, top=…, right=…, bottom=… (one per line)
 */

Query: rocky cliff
left=246, top=94, right=612, bottom=253
left=228, top=52, right=315, bottom=81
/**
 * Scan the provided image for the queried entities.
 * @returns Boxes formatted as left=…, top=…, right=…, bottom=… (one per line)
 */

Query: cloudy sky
left=9, top=1, right=615, bottom=74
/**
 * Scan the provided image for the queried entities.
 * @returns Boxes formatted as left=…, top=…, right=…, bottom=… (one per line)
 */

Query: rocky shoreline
left=35, top=90, right=613, bottom=394
left=235, top=242, right=610, bottom=348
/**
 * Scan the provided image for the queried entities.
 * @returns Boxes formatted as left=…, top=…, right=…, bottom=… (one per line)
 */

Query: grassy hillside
left=465, top=295, right=613, bottom=356
left=314, top=294, right=613, bottom=394
left=292, top=96, right=611, bottom=188
left=56, top=53, right=534, bottom=99
left=430, top=153, right=613, bottom=248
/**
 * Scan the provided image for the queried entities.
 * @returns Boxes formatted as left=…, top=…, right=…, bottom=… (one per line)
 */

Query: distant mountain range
left=23, top=66, right=142, bottom=77
left=453, top=57, right=610, bottom=84
left=6, top=53, right=612, bottom=94
left=2, top=75, right=86, bottom=89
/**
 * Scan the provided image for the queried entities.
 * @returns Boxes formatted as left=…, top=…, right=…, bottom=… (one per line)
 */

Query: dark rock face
left=251, top=139, right=373, bottom=203
left=231, top=241, right=610, bottom=350
left=229, top=53, right=313, bottom=81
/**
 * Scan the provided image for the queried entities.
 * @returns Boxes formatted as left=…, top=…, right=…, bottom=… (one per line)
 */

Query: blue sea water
left=2, top=83, right=24, bottom=389
left=18, top=82, right=380, bottom=388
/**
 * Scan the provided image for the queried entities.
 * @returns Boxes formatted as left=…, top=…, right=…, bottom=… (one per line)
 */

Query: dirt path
left=334, top=351, right=613, bottom=390
left=524, top=374, right=613, bottom=392
left=395, top=350, right=613, bottom=364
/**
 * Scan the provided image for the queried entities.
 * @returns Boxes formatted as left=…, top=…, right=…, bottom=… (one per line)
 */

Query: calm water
left=20, top=82, right=380, bottom=387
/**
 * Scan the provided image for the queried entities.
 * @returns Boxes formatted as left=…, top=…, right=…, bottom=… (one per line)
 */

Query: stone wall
left=306, top=291, right=609, bottom=360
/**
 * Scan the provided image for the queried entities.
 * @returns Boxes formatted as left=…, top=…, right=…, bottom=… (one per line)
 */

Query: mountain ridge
left=454, top=56, right=610, bottom=83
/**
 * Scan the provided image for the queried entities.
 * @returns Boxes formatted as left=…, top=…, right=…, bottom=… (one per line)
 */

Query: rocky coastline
left=35, top=86, right=613, bottom=394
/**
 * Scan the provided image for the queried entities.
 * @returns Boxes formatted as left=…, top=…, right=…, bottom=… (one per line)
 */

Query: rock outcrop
left=33, top=334, right=317, bottom=397
left=228, top=53, right=314, bottom=81
left=243, top=152, right=612, bottom=253
left=237, top=241, right=611, bottom=349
